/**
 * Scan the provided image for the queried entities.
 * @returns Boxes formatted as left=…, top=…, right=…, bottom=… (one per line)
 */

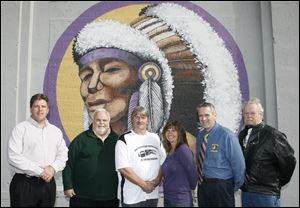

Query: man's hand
left=140, top=181, right=156, bottom=193
left=64, top=189, right=76, bottom=198
left=150, top=177, right=160, bottom=187
left=41, top=165, right=55, bottom=182
left=150, top=168, right=163, bottom=187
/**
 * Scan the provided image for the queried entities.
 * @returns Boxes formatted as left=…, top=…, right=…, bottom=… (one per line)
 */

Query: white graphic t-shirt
left=115, top=130, right=166, bottom=204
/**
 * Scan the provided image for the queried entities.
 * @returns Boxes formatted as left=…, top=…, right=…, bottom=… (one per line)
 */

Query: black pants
left=70, top=196, right=119, bottom=207
left=197, top=178, right=234, bottom=207
left=9, top=173, right=56, bottom=207
left=122, top=199, right=158, bottom=207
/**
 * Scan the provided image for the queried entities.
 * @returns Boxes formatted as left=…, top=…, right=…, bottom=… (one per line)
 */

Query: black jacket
left=238, top=123, right=296, bottom=196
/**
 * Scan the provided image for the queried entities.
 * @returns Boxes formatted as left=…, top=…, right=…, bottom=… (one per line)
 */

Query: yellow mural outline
left=57, top=4, right=148, bottom=141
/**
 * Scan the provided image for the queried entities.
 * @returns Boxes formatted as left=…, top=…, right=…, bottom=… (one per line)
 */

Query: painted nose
left=88, top=73, right=104, bottom=94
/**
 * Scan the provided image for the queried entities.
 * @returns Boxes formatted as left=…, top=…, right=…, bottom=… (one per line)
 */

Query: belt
left=202, top=177, right=233, bottom=184
left=15, top=173, right=41, bottom=180
left=203, top=177, right=221, bottom=182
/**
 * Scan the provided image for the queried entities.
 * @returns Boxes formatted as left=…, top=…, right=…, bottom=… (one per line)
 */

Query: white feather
left=139, top=79, right=164, bottom=132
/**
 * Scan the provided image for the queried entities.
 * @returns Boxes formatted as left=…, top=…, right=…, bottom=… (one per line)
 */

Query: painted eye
left=79, top=68, right=93, bottom=81
left=104, top=67, right=120, bottom=73
left=82, top=74, right=92, bottom=81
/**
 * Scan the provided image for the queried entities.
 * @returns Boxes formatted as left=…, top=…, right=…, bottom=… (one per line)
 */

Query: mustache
left=87, top=99, right=109, bottom=107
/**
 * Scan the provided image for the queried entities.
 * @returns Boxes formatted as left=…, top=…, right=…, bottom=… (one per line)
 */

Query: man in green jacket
left=63, top=108, right=119, bottom=207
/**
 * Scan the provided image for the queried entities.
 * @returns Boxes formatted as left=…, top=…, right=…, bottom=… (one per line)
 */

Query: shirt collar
left=28, top=116, right=49, bottom=128
left=245, top=122, right=264, bottom=130
left=205, top=122, right=218, bottom=135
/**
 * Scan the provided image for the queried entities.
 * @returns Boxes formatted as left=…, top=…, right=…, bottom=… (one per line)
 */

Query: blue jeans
left=164, top=197, right=193, bottom=207
left=242, top=192, right=281, bottom=207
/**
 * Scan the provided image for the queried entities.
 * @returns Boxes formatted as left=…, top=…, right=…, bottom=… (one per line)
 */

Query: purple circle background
left=44, top=1, right=249, bottom=145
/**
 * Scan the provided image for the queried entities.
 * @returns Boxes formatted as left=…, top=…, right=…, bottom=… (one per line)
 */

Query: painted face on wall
left=79, top=58, right=138, bottom=133
left=44, top=2, right=248, bottom=145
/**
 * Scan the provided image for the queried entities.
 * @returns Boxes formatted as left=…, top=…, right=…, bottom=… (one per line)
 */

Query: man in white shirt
left=7, top=93, right=68, bottom=207
left=115, top=106, right=166, bottom=207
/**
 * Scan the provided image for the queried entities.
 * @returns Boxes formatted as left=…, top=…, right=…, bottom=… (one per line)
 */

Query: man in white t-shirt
left=115, top=106, right=166, bottom=207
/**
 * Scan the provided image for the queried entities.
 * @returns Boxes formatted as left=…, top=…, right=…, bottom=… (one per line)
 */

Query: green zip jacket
left=63, top=126, right=119, bottom=201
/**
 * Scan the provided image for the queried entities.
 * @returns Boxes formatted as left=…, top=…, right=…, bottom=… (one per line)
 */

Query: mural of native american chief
left=44, top=2, right=248, bottom=148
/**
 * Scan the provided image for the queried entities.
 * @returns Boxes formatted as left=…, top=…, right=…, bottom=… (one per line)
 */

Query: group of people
left=7, top=93, right=296, bottom=207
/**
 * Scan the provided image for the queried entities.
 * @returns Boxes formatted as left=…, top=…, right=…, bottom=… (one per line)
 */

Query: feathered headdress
left=131, top=3, right=242, bottom=132
left=73, top=20, right=174, bottom=132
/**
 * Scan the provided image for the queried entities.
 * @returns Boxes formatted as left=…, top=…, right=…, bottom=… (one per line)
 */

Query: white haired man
left=239, top=97, right=296, bottom=207
left=63, top=108, right=119, bottom=207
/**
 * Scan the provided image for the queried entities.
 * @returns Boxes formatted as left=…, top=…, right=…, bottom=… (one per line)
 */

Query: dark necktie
left=197, top=134, right=208, bottom=184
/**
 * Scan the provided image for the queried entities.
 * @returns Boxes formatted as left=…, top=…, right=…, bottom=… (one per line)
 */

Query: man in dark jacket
left=63, top=108, right=119, bottom=207
left=239, top=97, right=296, bottom=207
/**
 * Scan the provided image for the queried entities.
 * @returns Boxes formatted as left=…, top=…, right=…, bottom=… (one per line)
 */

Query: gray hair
left=196, top=102, right=216, bottom=114
left=93, top=108, right=111, bottom=120
left=243, top=97, right=264, bottom=114
left=131, top=106, right=149, bottom=121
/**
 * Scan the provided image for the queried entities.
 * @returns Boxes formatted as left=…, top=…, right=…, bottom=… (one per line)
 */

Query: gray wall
left=1, top=1, right=299, bottom=206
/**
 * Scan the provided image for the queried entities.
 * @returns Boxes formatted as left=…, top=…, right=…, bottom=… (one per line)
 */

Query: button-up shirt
left=196, top=122, right=245, bottom=191
left=8, top=117, right=68, bottom=176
